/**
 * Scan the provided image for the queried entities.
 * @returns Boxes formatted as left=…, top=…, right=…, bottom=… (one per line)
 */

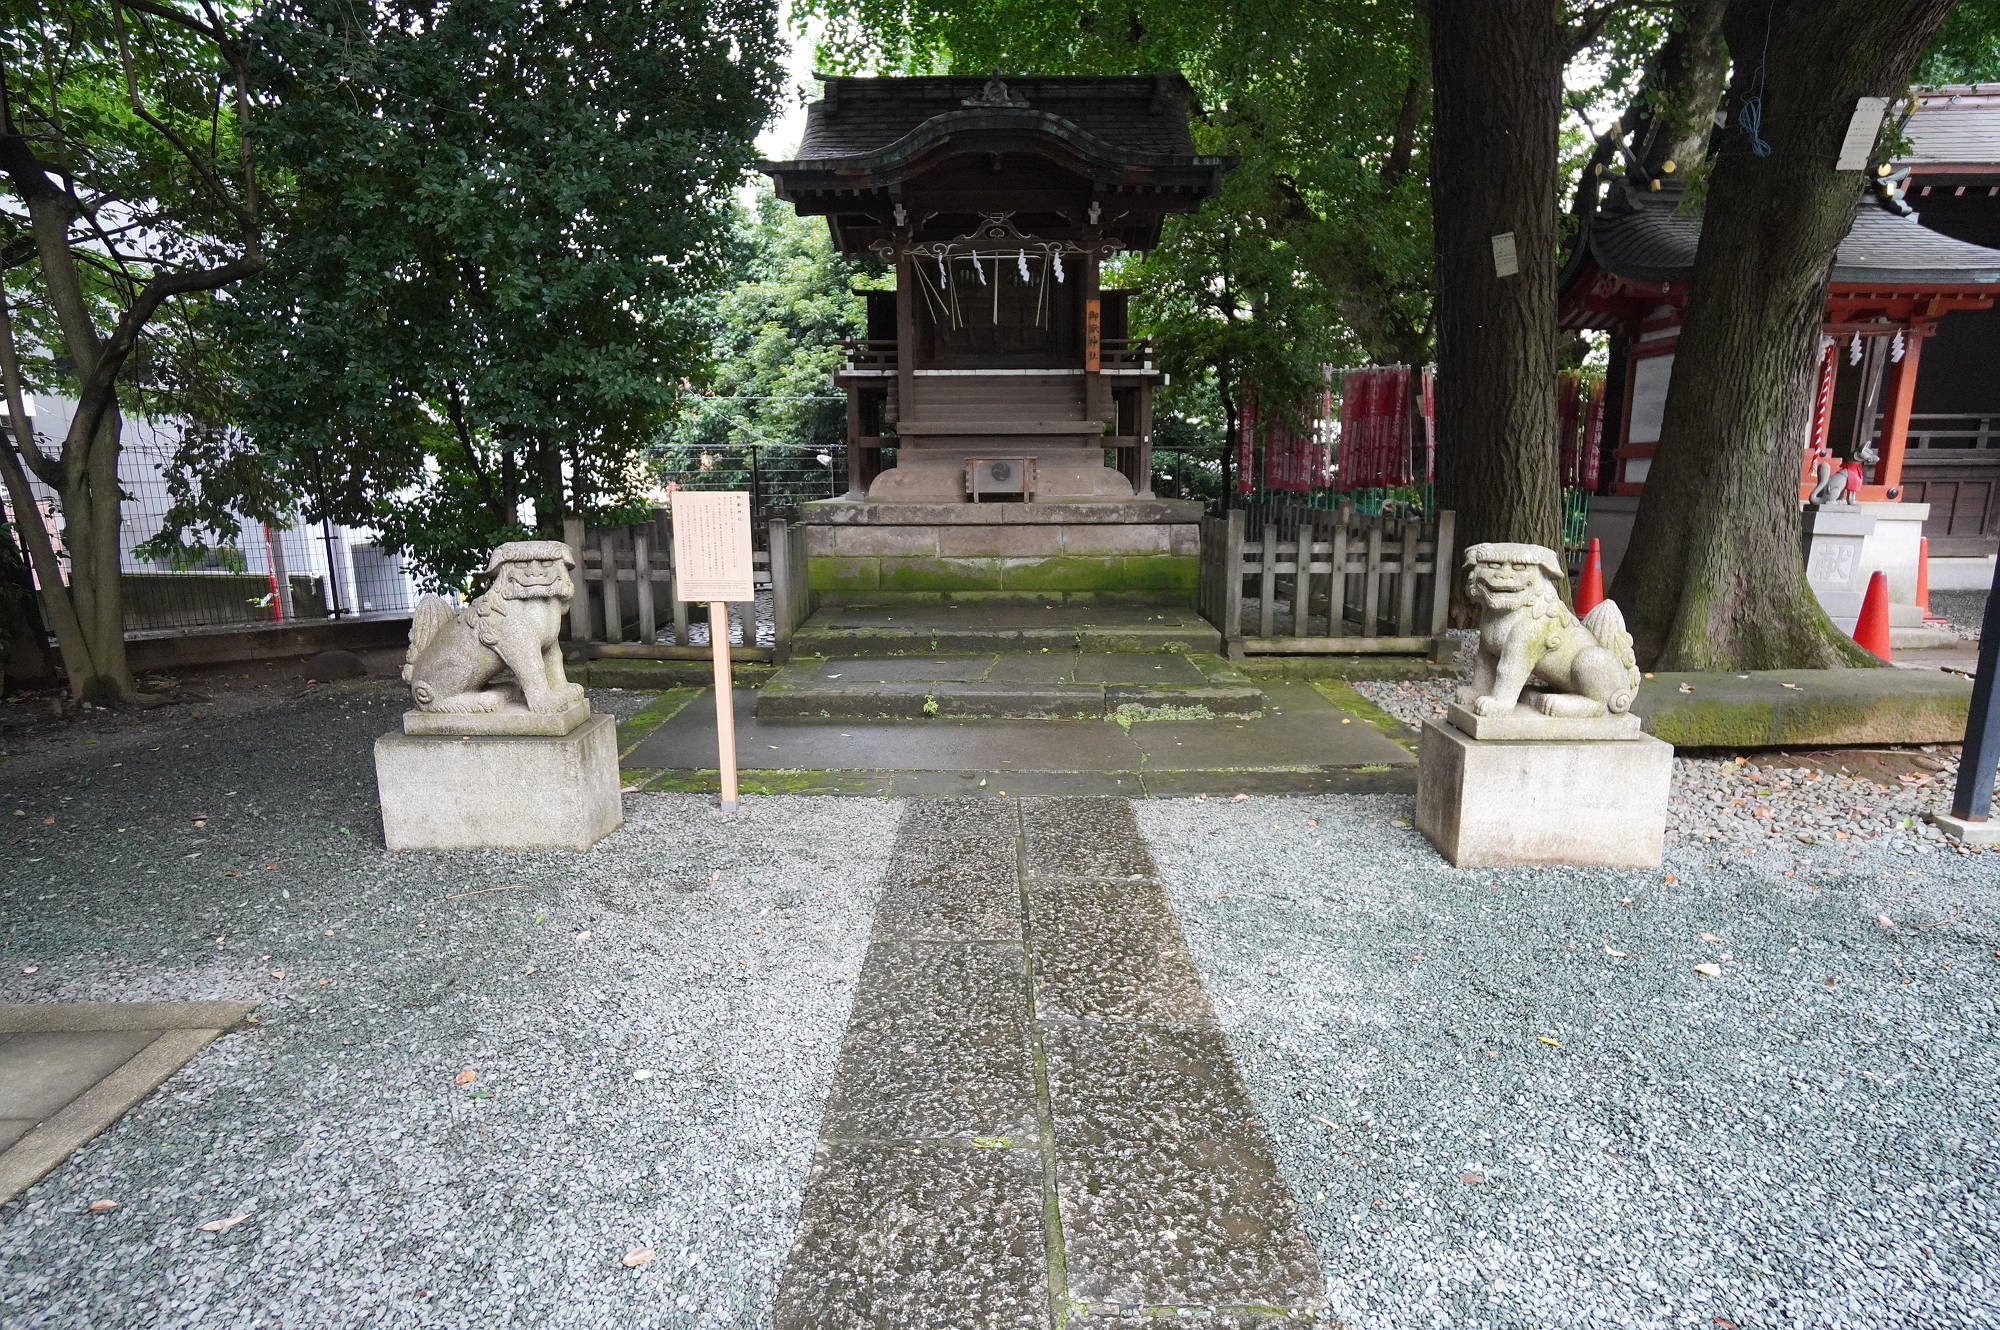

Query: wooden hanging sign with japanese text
left=669, top=490, right=755, bottom=603
left=1084, top=297, right=1101, bottom=372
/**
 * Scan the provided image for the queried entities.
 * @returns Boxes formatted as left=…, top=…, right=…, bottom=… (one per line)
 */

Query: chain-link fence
left=8, top=395, right=418, bottom=637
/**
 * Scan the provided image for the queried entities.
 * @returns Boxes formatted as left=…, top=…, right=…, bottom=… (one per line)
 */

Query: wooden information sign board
left=669, top=490, right=755, bottom=603
left=669, top=489, right=753, bottom=811
left=1084, top=296, right=1101, bottom=372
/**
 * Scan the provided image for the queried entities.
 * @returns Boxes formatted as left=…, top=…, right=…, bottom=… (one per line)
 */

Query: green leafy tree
left=0, top=0, right=267, bottom=702
left=656, top=194, right=876, bottom=491
left=208, top=0, right=783, bottom=588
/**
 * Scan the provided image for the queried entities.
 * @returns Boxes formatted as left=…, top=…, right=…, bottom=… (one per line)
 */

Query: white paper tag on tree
left=1491, top=232, right=1519, bottom=278
left=1836, top=96, right=1891, bottom=171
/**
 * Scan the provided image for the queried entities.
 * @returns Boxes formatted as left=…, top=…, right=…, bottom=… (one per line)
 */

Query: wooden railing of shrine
left=561, top=512, right=816, bottom=663
left=837, top=339, right=898, bottom=371
left=1198, top=502, right=1456, bottom=656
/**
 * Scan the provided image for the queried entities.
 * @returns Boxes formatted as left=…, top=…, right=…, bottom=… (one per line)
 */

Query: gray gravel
left=1355, top=675, right=1996, bottom=857
left=0, top=683, right=898, bottom=1329
left=1934, top=590, right=1988, bottom=642
left=1137, top=794, right=2000, bottom=1330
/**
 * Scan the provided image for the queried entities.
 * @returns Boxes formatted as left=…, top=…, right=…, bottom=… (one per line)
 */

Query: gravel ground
left=1934, top=590, right=1988, bottom=642
left=0, top=683, right=898, bottom=1329
left=1138, top=795, right=2000, bottom=1330
left=1354, top=674, right=1996, bottom=857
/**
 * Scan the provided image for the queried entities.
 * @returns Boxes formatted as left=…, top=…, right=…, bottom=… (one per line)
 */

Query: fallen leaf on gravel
left=1876, top=915, right=1895, bottom=927
left=1535, top=1036, right=1561, bottom=1048
left=1694, top=963, right=1724, bottom=978
left=1700, top=932, right=1725, bottom=943
left=21, top=966, right=37, bottom=975
left=268, top=970, right=284, bottom=979
left=41, top=816, right=54, bottom=825
left=1715, top=1319, right=1740, bottom=1329
left=87, top=1199, right=117, bottom=1213
left=1778, top=682, right=1801, bottom=690
left=1232, top=793, right=1250, bottom=801
left=1603, top=946, right=1629, bottom=958
left=1459, top=1172, right=1487, bottom=1184
left=453, top=1069, right=478, bottom=1086
left=1664, top=873, right=1678, bottom=884
left=1312, top=1115, right=1342, bottom=1131
left=622, top=1247, right=656, bottom=1268
left=198, top=1213, right=250, bottom=1232
left=1677, top=683, right=1695, bottom=693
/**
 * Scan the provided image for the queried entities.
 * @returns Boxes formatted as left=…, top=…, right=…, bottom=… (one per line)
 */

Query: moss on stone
left=1310, top=679, right=1421, bottom=752
left=807, top=556, right=879, bottom=593
left=614, top=687, right=701, bottom=755
left=996, top=556, right=1128, bottom=591
left=1117, top=554, right=1199, bottom=590
left=877, top=556, right=1000, bottom=592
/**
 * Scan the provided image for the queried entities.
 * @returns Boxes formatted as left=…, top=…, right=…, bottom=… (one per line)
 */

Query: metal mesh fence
left=7, top=399, right=417, bottom=637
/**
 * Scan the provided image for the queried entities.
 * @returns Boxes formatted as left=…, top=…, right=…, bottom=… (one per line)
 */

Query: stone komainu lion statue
left=403, top=541, right=586, bottom=714
left=1463, top=541, right=1641, bottom=719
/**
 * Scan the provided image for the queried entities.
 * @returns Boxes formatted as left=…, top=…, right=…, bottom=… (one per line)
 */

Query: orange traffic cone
left=1575, top=538, right=1606, bottom=615
left=1853, top=570, right=1892, bottom=661
left=1917, top=537, right=1947, bottom=624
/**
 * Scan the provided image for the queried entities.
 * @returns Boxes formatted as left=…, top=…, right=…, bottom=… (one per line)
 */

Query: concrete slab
left=818, top=941, right=1037, bottom=1141
left=809, top=656, right=996, bottom=683
left=0, top=1001, right=257, bottom=1205
left=772, top=1141, right=1050, bottom=1330
left=1633, top=668, right=1972, bottom=747
left=0, top=1031, right=158, bottom=1119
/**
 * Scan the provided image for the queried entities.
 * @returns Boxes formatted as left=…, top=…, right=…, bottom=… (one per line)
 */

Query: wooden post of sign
left=669, top=490, right=756, bottom=813
left=708, top=601, right=739, bottom=811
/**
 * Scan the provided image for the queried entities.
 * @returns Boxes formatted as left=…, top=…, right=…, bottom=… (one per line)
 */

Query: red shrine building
left=1560, top=85, right=2000, bottom=593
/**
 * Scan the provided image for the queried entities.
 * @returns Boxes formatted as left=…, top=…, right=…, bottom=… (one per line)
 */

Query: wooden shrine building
left=756, top=73, right=1232, bottom=604
left=760, top=73, right=1228, bottom=505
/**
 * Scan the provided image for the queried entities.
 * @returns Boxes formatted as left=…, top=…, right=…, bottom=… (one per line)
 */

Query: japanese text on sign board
left=1084, top=297, right=1101, bottom=372
left=669, top=490, right=755, bottom=603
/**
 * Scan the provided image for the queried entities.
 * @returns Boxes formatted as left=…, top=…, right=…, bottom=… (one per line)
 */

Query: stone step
left=757, top=651, right=1264, bottom=721
left=789, top=603, right=1221, bottom=658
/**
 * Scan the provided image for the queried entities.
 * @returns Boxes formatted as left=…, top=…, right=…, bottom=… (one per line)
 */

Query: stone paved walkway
left=775, top=797, right=1322, bottom=1327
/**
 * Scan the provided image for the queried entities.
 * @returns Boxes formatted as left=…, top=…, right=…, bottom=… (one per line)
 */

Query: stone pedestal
left=1801, top=506, right=1878, bottom=632
left=1416, top=720, right=1673, bottom=869
left=375, top=713, right=622, bottom=851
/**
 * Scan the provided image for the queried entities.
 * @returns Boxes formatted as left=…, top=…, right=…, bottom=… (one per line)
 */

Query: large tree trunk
left=1427, top=0, right=1564, bottom=588
left=1614, top=0, right=1956, bottom=670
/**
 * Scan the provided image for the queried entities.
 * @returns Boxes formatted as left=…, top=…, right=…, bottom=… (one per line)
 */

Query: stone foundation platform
left=799, top=499, right=1201, bottom=601
left=375, top=713, right=622, bottom=851
left=1417, top=720, right=1673, bottom=868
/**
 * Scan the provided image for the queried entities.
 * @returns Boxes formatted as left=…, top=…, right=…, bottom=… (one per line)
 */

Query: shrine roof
left=780, top=74, right=1203, bottom=163
left=1574, top=180, right=2000, bottom=287
left=1897, top=85, right=2000, bottom=169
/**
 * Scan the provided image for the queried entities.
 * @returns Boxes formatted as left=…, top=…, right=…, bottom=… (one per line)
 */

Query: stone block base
left=375, top=713, right=622, bottom=851
left=1931, top=811, right=2000, bottom=845
left=1416, top=720, right=1672, bottom=868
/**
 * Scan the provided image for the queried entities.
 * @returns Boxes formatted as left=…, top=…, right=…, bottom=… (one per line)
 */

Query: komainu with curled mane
left=1463, top=542, right=1640, bottom=719
left=403, top=541, right=585, bottom=714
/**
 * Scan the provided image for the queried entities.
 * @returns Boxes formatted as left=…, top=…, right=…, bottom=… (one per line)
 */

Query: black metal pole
left=1950, top=557, right=2000, bottom=822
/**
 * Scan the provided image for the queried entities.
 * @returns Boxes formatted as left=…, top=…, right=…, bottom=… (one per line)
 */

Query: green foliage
left=1918, top=0, right=2000, bottom=83
left=203, top=0, right=783, bottom=588
left=654, top=193, right=878, bottom=482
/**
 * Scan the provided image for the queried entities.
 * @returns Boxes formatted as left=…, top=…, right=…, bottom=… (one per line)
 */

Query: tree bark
left=1614, top=0, right=1956, bottom=670
left=1427, top=0, right=1564, bottom=591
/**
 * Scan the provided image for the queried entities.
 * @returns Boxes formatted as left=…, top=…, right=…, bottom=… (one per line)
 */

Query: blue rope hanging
left=1738, top=96, right=1771, bottom=157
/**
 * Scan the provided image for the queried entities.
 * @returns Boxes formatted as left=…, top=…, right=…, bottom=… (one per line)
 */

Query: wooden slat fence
left=560, top=511, right=816, bottom=663
left=1198, top=503, right=1455, bottom=655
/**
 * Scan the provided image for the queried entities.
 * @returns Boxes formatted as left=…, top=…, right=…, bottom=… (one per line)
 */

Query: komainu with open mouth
left=1463, top=541, right=1641, bottom=719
